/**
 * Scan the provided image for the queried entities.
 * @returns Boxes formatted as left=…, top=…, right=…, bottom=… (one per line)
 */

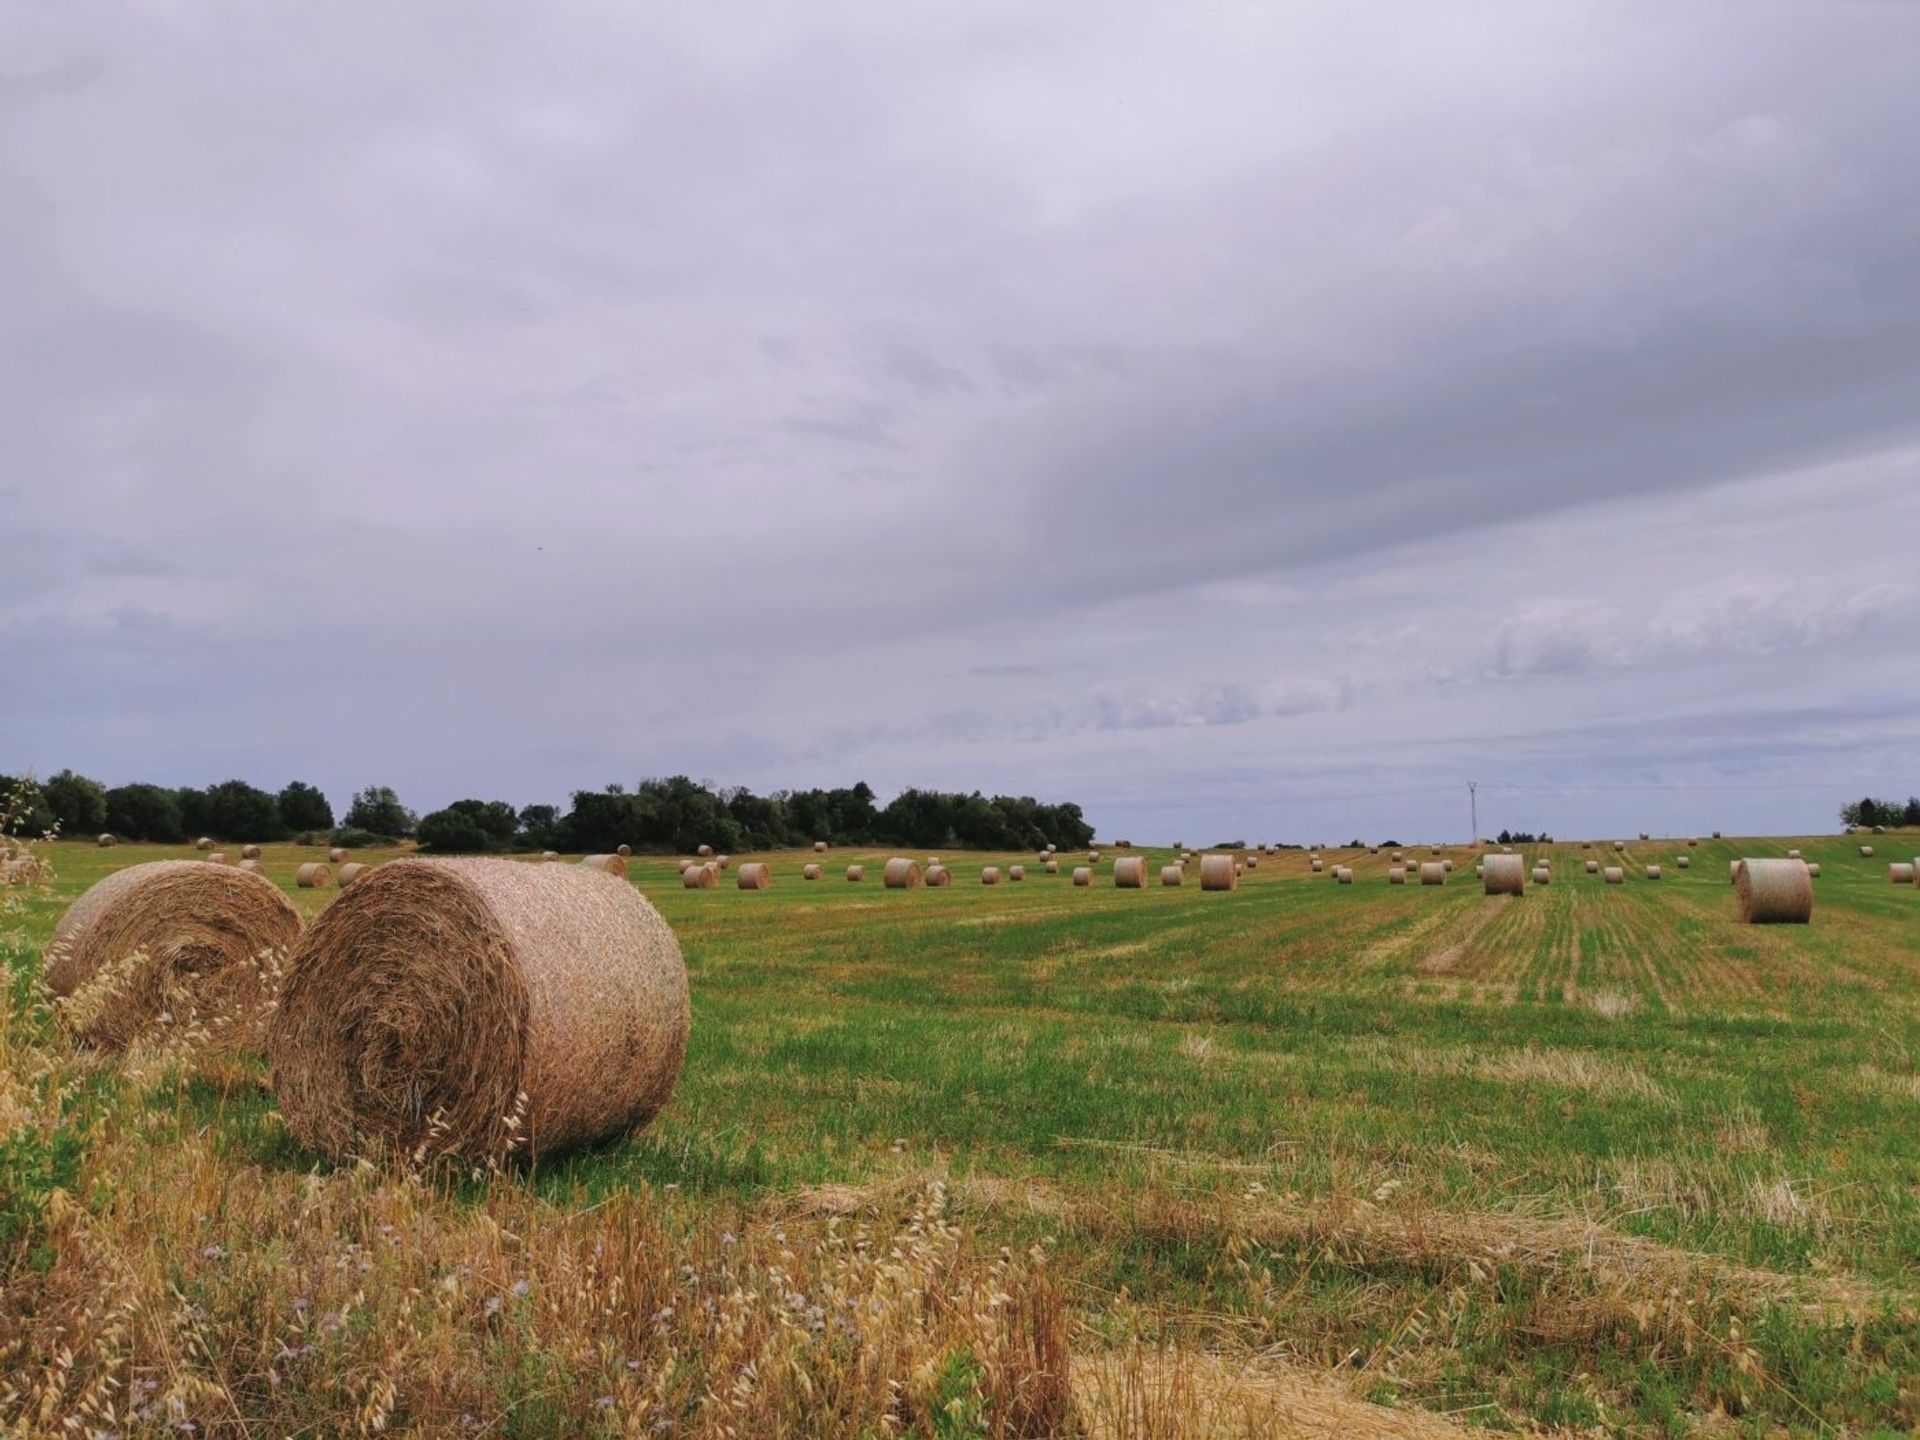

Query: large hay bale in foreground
left=1736, top=858, right=1813, bottom=924
left=1072, top=867, right=1092, bottom=887
left=295, top=863, right=332, bottom=889
left=803, top=863, right=822, bottom=880
left=1199, top=855, right=1236, bottom=891
left=1114, top=857, right=1148, bottom=888
left=44, top=861, right=302, bottom=1056
left=1419, top=862, right=1445, bottom=886
left=270, top=858, right=688, bottom=1162
left=579, top=854, right=629, bottom=878
left=683, top=864, right=716, bottom=889
left=883, top=858, right=922, bottom=889
left=1482, top=855, right=1525, bottom=896
left=736, top=862, right=771, bottom=890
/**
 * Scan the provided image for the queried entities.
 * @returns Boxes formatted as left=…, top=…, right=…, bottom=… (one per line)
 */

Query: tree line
left=1841, top=796, right=1920, bottom=829
left=0, top=771, right=1095, bottom=854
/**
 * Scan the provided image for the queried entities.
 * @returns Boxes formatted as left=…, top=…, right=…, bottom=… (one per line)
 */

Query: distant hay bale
left=1736, top=858, right=1814, bottom=925
left=1786, top=849, right=1801, bottom=860
left=1087, top=851, right=1101, bottom=863
left=543, top=851, right=561, bottom=863
left=1861, top=845, right=1875, bottom=857
left=1889, top=863, right=1915, bottom=885
left=1676, top=856, right=1690, bottom=870
left=1442, top=859, right=1454, bottom=872
left=1639, top=832, right=1649, bottom=841
left=814, top=840, right=828, bottom=852
left=237, top=859, right=264, bottom=874
left=846, top=865, right=866, bottom=882
left=1390, top=852, right=1403, bottom=863
left=1310, top=859, right=1324, bottom=873
left=1368, top=846, right=1379, bottom=855
left=329, top=847, right=348, bottom=864
left=981, top=867, right=1002, bottom=886
left=1586, top=860, right=1600, bottom=874
left=1072, top=867, right=1092, bottom=887
left=616, top=844, right=632, bottom=858
left=682, top=864, right=716, bottom=889
left=883, top=858, right=922, bottom=889
left=1430, top=845, right=1440, bottom=855
left=1807, top=863, right=1822, bottom=877
left=1234, top=862, right=1245, bottom=876
left=338, top=862, right=369, bottom=889
left=736, top=862, right=771, bottom=890
left=1873, top=824, right=1886, bottom=834
left=1199, top=855, right=1237, bottom=891
left=697, top=845, right=714, bottom=858
left=195, top=837, right=214, bottom=851
left=295, top=863, right=332, bottom=889
left=270, top=858, right=688, bottom=1162
left=1712, top=831, right=1722, bottom=839
left=1388, top=867, right=1406, bottom=884
left=1613, top=842, right=1625, bottom=852
left=803, top=863, right=821, bottom=880
left=1246, top=856, right=1258, bottom=869
left=1172, top=840, right=1183, bottom=851
left=1532, top=866, right=1551, bottom=885
left=1008, top=865, right=1026, bottom=881
left=97, top=833, right=117, bottom=848
left=1482, top=855, right=1525, bottom=897
left=206, top=852, right=228, bottom=866
left=925, top=865, right=951, bottom=887
left=1419, top=862, right=1446, bottom=886
left=579, top=854, right=629, bottom=878
left=1160, top=865, right=1183, bottom=886
left=1604, top=867, right=1625, bottom=884
left=242, top=845, right=262, bottom=860
left=1044, top=859, right=1060, bottom=874
left=676, top=859, right=695, bottom=873
left=1645, top=865, right=1663, bottom=880
left=1335, top=867, right=1353, bottom=885
left=1114, top=857, right=1148, bottom=888
left=1581, top=842, right=1592, bottom=849
left=715, top=855, right=732, bottom=871
left=1687, top=838, right=1699, bottom=847
left=44, top=861, right=301, bottom=1057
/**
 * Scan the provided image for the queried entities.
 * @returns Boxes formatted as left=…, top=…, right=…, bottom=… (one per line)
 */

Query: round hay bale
left=715, top=855, right=732, bottom=871
left=1586, top=860, right=1600, bottom=874
left=616, top=844, right=632, bottom=858
left=579, top=854, right=628, bottom=878
left=1687, top=838, right=1699, bottom=847
left=1676, top=855, right=1691, bottom=870
left=1889, top=863, right=1915, bottom=885
left=1245, top=856, right=1258, bottom=870
left=195, top=837, right=214, bottom=851
left=1532, top=866, right=1551, bottom=885
left=329, top=847, right=348, bottom=864
left=1070, top=866, right=1091, bottom=887
left=1198, top=855, right=1236, bottom=891
left=1604, top=867, right=1625, bottom=884
left=814, top=840, right=828, bottom=853
left=883, top=858, right=922, bottom=889
left=1045, top=844, right=1057, bottom=855
left=1388, top=867, right=1407, bottom=884
left=241, top=845, right=262, bottom=860
left=736, top=862, right=771, bottom=890
left=1482, top=855, right=1525, bottom=897
left=270, top=858, right=687, bottom=1162
left=237, top=858, right=265, bottom=874
left=802, top=863, right=821, bottom=880
left=1639, top=832, right=1650, bottom=842
left=1613, top=841, right=1625, bottom=852
left=543, top=851, right=561, bottom=863
left=97, top=833, right=118, bottom=848
left=676, top=859, right=695, bottom=873
left=1712, top=831, right=1722, bottom=839
left=1442, top=859, right=1455, bottom=872
left=44, top=861, right=302, bottom=1056
left=1786, top=849, right=1802, bottom=860
left=1729, top=860, right=1743, bottom=884
left=1390, top=852, right=1403, bottom=863
left=1645, top=865, right=1663, bottom=880
left=1335, top=867, right=1354, bottom=885
left=682, top=864, right=716, bottom=889
left=338, top=862, right=369, bottom=889
left=1861, top=845, right=1875, bottom=858
left=1087, top=850, right=1101, bottom=864
left=1234, top=862, right=1245, bottom=876
left=1007, top=864, right=1026, bottom=882
left=1114, top=856, right=1148, bottom=888
left=1807, top=862, right=1822, bottom=877
left=697, top=844, right=714, bottom=858
left=1736, top=858, right=1813, bottom=924
left=926, top=865, right=952, bottom=887
left=928, top=857, right=941, bottom=868
left=1310, top=859, right=1324, bottom=873
left=1419, top=862, right=1446, bottom=886
left=295, top=863, right=332, bottom=889
left=981, top=866, right=1002, bottom=886
left=1044, top=859, right=1060, bottom=874
left=846, top=865, right=865, bottom=882
left=206, top=852, right=228, bottom=866
left=1160, top=865, right=1183, bottom=886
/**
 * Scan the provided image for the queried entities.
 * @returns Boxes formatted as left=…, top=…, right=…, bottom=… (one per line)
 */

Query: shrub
left=104, top=783, right=184, bottom=843
left=277, top=781, right=335, bottom=832
left=416, top=808, right=499, bottom=854
left=42, top=770, right=107, bottom=837
left=345, top=786, right=414, bottom=837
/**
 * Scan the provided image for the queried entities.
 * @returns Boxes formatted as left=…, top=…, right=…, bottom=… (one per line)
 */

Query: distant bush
left=43, top=770, right=108, bottom=837
left=105, top=783, right=184, bottom=843
left=277, top=781, right=335, bottom=832
left=326, top=829, right=391, bottom=850
left=416, top=808, right=498, bottom=854
left=345, top=786, right=415, bottom=838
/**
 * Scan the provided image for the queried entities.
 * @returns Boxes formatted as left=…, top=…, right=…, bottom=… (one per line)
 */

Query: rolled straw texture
left=338, top=862, right=369, bottom=889
left=883, top=858, right=922, bottom=889
left=1114, top=856, right=1148, bottom=888
left=1160, top=865, right=1183, bottom=886
left=925, top=865, right=951, bottom=887
left=1482, top=855, right=1525, bottom=897
left=683, top=864, right=716, bottom=889
left=846, top=865, right=865, bottom=882
left=1071, top=867, right=1092, bottom=887
left=736, top=862, right=771, bottom=890
left=270, top=858, right=688, bottom=1162
left=296, top=863, right=332, bottom=889
left=44, top=861, right=301, bottom=1056
left=329, top=847, right=348, bottom=864
left=1419, top=862, right=1446, bottom=886
left=802, top=863, right=821, bottom=880
left=981, top=867, right=1002, bottom=885
left=1199, top=855, right=1237, bottom=891
left=579, top=854, right=629, bottom=878
left=1735, top=858, right=1813, bottom=924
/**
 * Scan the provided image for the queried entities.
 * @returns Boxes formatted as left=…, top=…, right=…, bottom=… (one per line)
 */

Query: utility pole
left=1468, top=781, right=1478, bottom=846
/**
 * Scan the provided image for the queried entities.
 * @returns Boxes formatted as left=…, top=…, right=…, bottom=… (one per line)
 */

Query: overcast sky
left=5, top=1, right=1918, bottom=844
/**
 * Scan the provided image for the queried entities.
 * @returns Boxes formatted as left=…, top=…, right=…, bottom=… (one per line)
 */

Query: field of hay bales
left=5, top=834, right=1920, bottom=1436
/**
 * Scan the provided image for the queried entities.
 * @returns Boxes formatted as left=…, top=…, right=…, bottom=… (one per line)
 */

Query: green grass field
left=5, top=834, right=1920, bottom=1436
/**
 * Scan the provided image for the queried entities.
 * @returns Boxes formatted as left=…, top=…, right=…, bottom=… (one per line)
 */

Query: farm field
left=5, top=834, right=1920, bottom=1437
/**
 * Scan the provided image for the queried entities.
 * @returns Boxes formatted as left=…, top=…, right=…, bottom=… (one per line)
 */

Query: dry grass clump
left=42, top=861, right=301, bottom=1059
left=1113, top=857, right=1147, bottom=888
left=883, top=858, right=922, bottom=890
left=338, top=862, right=369, bottom=889
left=685, top=864, right=717, bottom=889
left=270, top=857, right=689, bottom=1162
left=737, top=862, right=771, bottom=891
left=1482, top=855, right=1524, bottom=896
left=295, top=862, right=332, bottom=889
left=1419, top=862, right=1445, bottom=886
left=803, top=863, right=822, bottom=881
left=982, top=867, right=1003, bottom=886
left=579, top=854, right=629, bottom=878
left=1072, top=867, right=1092, bottom=887
left=1159, top=865, right=1182, bottom=886
left=1735, top=858, right=1813, bottom=924
left=846, top=865, right=866, bottom=883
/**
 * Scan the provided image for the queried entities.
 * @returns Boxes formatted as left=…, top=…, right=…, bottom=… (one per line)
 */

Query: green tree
left=204, top=779, right=287, bottom=842
left=277, top=781, right=335, bottom=832
left=105, top=783, right=184, bottom=842
left=0, top=776, right=56, bottom=839
left=416, top=807, right=495, bottom=853
left=344, top=786, right=414, bottom=838
left=42, top=769, right=108, bottom=837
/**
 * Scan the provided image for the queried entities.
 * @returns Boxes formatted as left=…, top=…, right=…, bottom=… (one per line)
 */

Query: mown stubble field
left=4, top=834, right=1918, bottom=1437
